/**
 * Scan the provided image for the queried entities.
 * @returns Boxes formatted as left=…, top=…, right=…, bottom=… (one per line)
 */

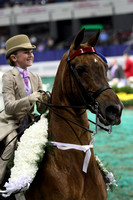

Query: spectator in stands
left=36, top=36, right=48, bottom=51
left=109, top=59, right=125, bottom=80
left=99, top=30, right=109, bottom=45
left=123, top=53, right=133, bottom=82
left=46, top=38, right=54, bottom=49
left=0, top=34, right=49, bottom=191
left=108, top=59, right=126, bottom=87
left=0, top=36, right=6, bottom=55
left=37, top=42, right=45, bottom=52
left=30, top=34, right=38, bottom=46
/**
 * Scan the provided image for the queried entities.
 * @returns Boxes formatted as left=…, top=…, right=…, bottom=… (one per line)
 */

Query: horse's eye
left=76, top=65, right=87, bottom=76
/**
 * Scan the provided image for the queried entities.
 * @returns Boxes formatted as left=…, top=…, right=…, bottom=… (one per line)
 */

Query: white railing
left=2, top=56, right=133, bottom=77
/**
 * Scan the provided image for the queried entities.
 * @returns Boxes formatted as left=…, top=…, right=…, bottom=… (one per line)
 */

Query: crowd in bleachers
left=0, top=34, right=56, bottom=55
left=0, top=29, right=133, bottom=56
left=0, top=0, right=133, bottom=54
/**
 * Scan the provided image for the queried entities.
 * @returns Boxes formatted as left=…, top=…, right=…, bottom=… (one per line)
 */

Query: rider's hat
left=5, top=34, right=36, bottom=59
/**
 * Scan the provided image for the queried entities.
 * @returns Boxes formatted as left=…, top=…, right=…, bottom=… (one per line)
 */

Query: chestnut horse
left=8, top=29, right=123, bottom=200
left=25, top=29, right=123, bottom=200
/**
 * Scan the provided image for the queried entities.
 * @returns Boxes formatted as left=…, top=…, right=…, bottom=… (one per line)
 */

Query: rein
left=38, top=100, right=112, bottom=135
left=0, top=47, right=112, bottom=160
left=39, top=89, right=112, bottom=135
left=41, top=47, right=112, bottom=138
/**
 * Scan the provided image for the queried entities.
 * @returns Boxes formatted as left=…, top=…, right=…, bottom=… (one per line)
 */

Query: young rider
left=0, top=34, right=48, bottom=191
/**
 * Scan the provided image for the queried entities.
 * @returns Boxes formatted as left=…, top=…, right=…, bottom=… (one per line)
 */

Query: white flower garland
left=2, top=115, right=48, bottom=197
left=95, top=155, right=118, bottom=191
left=2, top=115, right=117, bottom=197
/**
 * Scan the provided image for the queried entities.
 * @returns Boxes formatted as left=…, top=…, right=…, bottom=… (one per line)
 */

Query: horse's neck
left=49, top=92, right=91, bottom=145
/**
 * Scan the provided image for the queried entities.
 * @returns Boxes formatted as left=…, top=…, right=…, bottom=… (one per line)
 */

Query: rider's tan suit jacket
left=0, top=67, right=44, bottom=141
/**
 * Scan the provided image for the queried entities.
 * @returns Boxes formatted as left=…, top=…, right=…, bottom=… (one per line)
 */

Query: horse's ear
left=73, top=28, right=85, bottom=49
left=87, top=29, right=100, bottom=47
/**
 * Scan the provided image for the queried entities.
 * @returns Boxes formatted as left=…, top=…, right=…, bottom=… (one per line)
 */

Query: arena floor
left=91, top=108, right=133, bottom=200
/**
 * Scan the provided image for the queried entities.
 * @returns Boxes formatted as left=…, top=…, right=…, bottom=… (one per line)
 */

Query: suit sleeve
left=36, top=75, right=48, bottom=114
left=2, top=73, right=30, bottom=115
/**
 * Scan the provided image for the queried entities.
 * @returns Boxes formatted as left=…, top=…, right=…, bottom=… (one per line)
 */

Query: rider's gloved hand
left=38, top=90, right=51, bottom=103
left=43, top=92, right=51, bottom=104
left=28, top=91, right=41, bottom=103
left=42, top=92, right=49, bottom=102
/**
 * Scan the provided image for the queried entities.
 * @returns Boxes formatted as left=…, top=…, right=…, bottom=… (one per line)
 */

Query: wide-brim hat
left=5, top=34, right=36, bottom=59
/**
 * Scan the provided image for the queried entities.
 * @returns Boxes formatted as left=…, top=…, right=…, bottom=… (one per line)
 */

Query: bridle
left=43, top=46, right=112, bottom=136
left=67, top=46, right=111, bottom=112
left=65, top=46, right=113, bottom=135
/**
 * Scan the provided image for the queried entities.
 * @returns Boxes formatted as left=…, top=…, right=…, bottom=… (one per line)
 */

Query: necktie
left=23, top=70, right=29, bottom=86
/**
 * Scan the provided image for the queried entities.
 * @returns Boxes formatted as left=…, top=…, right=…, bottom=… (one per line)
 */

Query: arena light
left=81, top=24, right=104, bottom=30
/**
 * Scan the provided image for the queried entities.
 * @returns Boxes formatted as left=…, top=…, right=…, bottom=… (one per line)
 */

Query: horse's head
left=60, top=28, right=123, bottom=126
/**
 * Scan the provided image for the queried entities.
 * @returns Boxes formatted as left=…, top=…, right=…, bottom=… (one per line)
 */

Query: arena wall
left=1, top=55, right=133, bottom=77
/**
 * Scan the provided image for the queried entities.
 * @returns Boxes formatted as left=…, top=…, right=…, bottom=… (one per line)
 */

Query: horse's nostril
left=105, top=105, right=120, bottom=122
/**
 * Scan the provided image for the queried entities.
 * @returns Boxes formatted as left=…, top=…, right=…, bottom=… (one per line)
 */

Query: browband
left=67, top=46, right=107, bottom=64
left=67, top=47, right=96, bottom=61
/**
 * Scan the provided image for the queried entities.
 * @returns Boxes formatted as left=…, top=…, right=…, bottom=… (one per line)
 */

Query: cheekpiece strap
left=67, top=47, right=96, bottom=61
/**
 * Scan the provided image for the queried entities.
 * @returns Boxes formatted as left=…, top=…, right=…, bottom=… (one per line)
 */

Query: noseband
left=67, top=46, right=111, bottom=111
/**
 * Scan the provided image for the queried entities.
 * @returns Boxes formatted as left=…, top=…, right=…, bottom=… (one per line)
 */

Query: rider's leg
left=0, top=130, right=17, bottom=185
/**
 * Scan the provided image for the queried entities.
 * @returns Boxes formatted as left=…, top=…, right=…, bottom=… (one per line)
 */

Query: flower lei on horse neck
left=2, top=115, right=118, bottom=197
left=2, top=115, right=48, bottom=197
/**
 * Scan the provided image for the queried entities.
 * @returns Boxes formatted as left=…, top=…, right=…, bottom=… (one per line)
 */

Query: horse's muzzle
left=99, top=103, right=123, bottom=126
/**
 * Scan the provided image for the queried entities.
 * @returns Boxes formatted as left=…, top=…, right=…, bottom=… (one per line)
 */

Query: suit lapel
left=12, top=67, right=26, bottom=98
left=12, top=68, right=37, bottom=97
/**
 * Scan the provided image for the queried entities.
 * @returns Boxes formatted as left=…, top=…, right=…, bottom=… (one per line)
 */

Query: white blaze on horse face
left=94, top=58, right=98, bottom=63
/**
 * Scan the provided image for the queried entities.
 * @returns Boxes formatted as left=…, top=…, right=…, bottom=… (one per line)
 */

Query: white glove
left=42, top=92, right=48, bottom=102
left=41, top=91, right=51, bottom=103
left=28, top=91, right=41, bottom=103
